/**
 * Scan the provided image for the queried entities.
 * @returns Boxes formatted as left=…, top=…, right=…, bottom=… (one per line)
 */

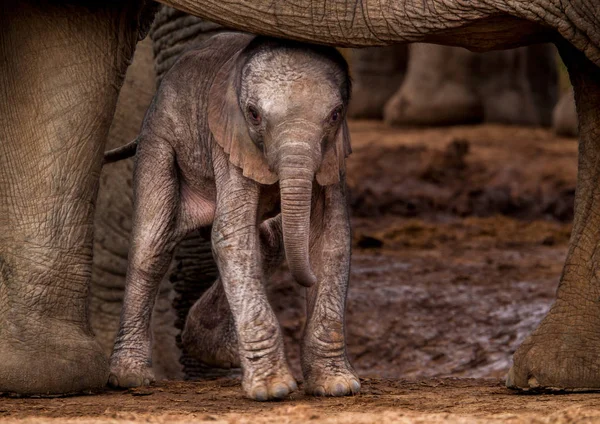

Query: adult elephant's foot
left=304, top=361, right=360, bottom=397
left=384, top=44, right=483, bottom=127
left=384, top=80, right=482, bottom=126
left=108, top=354, right=155, bottom=389
left=182, top=279, right=240, bottom=368
left=507, top=301, right=600, bottom=391
left=0, top=322, right=108, bottom=395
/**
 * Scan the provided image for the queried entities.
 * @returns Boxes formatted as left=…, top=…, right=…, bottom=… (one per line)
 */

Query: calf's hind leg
left=109, top=140, right=184, bottom=388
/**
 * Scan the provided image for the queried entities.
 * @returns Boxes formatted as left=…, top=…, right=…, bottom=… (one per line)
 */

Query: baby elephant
left=106, top=32, right=359, bottom=400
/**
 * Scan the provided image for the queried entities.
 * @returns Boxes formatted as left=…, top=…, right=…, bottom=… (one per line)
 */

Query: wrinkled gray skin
left=350, top=43, right=559, bottom=126
left=1, top=0, right=600, bottom=396
left=92, top=37, right=184, bottom=381
left=107, top=33, right=359, bottom=401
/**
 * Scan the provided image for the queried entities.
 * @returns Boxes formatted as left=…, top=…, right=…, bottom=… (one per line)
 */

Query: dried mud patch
left=347, top=123, right=576, bottom=221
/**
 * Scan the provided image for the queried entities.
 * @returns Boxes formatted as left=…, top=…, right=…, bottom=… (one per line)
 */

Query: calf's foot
left=303, top=359, right=360, bottom=397
left=242, top=361, right=297, bottom=401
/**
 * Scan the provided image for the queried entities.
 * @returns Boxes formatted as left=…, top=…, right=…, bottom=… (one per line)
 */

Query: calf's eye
left=329, top=106, right=343, bottom=123
left=247, top=105, right=262, bottom=126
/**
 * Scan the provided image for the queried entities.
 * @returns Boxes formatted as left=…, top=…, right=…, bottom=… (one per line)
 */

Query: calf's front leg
left=302, top=182, right=360, bottom=396
left=212, top=173, right=295, bottom=400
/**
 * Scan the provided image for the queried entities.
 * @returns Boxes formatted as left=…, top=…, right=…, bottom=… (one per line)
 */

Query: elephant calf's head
left=208, top=36, right=352, bottom=287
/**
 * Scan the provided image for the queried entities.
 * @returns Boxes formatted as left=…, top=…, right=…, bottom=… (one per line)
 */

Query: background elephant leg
left=478, top=45, right=558, bottom=126
left=182, top=217, right=285, bottom=371
left=553, top=90, right=579, bottom=137
left=0, top=1, right=146, bottom=395
left=525, top=44, right=559, bottom=127
left=384, top=44, right=483, bottom=126
left=302, top=184, right=359, bottom=397
left=347, top=46, right=408, bottom=120
left=151, top=6, right=231, bottom=84
left=507, top=40, right=600, bottom=391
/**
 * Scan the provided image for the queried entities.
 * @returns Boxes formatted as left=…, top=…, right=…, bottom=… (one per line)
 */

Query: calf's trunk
left=279, top=163, right=317, bottom=288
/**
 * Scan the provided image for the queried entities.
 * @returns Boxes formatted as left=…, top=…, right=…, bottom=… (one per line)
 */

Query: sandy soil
left=4, top=379, right=600, bottom=423
left=3, top=122, right=589, bottom=423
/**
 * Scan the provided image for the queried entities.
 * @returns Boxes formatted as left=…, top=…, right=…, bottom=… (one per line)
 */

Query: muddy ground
left=4, top=122, right=598, bottom=423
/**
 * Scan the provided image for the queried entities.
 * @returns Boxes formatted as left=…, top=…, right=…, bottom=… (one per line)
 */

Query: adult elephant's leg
left=477, top=48, right=540, bottom=125
left=384, top=44, right=483, bottom=126
left=347, top=46, right=408, bottom=120
left=507, top=40, right=600, bottom=391
left=0, top=2, right=147, bottom=395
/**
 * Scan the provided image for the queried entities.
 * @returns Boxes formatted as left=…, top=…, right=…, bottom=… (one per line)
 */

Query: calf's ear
left=208, top=54, right=278, bottom=185
left=316, top=120, right=351, bottom=186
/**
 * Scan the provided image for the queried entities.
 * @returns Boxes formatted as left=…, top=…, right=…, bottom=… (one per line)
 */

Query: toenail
left=253, top=387, right=268, bottom=401
left=331, top=383, right=346, bottom=396
left=271, top=383, right=289, bottom=399
left=314, top=386, right=326, bottom=396
left=528, top=376, right=540, bottom=389
left=351, top=380, right=361, bottom=393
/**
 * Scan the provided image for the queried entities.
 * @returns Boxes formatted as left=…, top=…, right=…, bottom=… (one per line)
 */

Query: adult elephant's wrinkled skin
left=0, top=0, right=599, bottom=395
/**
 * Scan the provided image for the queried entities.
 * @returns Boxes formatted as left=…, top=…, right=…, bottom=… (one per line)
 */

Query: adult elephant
left=0, top=0, right=598, bottom=395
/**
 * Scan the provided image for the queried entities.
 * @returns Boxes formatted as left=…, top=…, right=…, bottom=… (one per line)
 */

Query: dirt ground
left=4, top=122, right=595, bottom=423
